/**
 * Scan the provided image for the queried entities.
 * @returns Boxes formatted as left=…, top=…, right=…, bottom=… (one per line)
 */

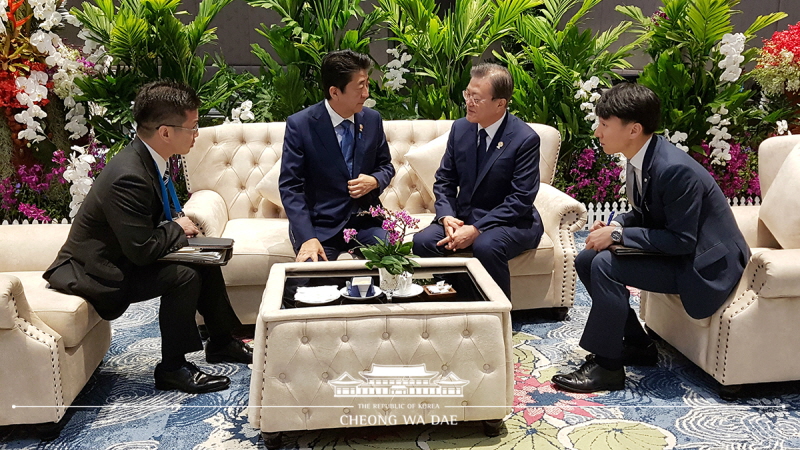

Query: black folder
left=160, top=237, right=234, bottom=265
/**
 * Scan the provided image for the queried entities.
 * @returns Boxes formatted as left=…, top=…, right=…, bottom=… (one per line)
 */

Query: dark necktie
left=339, top=119, right=354, bottom=177
left=626, top=163, right=641, bottom=211
left=163, top=161, right=171, bottom=186
left=477, top=129, right=489, bottom=170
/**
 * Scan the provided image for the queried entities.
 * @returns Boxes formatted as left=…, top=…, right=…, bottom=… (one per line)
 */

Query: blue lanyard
left=154, top=160, right=183, bottom=221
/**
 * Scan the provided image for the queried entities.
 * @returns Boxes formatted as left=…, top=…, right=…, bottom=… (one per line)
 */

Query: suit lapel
left=310, top=102, right=350, bottom=179
left=352, top=111, right=365, bottom=177
left=640, top=135, right=659, bottom=211
left=474, top=114, right=511, bottom=191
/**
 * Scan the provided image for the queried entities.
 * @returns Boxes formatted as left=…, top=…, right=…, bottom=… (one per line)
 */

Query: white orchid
left=717, top=33, right=746, bottom=83
left=363, top=98, right=376, bottom=108
left=383, top=47, right=411, bottom=93
left=777, top=120, right=790, bottom=135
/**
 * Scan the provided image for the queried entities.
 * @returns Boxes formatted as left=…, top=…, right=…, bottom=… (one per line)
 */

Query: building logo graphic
left=329, top=364, right=469, bottom=397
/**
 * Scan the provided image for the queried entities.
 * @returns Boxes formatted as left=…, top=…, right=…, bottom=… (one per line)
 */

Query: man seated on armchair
left=412, top=63, right=544, bottom=300
left=280, top=49, right=395, bottom=262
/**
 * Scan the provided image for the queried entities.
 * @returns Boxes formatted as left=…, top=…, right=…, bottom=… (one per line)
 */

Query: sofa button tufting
left=421, top=332, right=429, bottom=339
left=382, top=332, right=390, bottom=340
left=483, top=364, right=490, bottom=371
left=441, top=365, right=448, bottom=371
left=302, top=408, right=309, bottom=414
left=462, top=330, right=470, bottom=337
left=341, top=335, right=349, bottom=342
left=322, top=372, right=329, bottom=379
left=279, top=373, right=286, bottom=380
left=301, top=336, right=309, bottom=344
left=241, top=186, right=246, bottom=191
left=461, top=401, right=468, bottom=406
left=252, top=208, right=258, bottom=213
left=343, top=408, right=350, bottom=414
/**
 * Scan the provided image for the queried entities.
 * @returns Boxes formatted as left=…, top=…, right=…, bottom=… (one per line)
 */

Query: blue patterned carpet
left=2, top=232, right=800, bottom=449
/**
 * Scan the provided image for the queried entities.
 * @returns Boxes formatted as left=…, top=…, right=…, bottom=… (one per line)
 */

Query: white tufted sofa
left=0, top=224, right=111, bottom=432
left=183, top=121, right=587, bottom=323
left=248, top=257, right=514, bottom=445
left=640, top=135, right=800, bottom=398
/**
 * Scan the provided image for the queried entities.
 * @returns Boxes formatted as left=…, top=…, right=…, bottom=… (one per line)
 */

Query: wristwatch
left=611, top=226, right=623, bottom=244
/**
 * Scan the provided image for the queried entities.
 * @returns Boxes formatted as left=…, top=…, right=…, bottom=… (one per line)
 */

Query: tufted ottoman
left=248, top=257, right=513, bottom=448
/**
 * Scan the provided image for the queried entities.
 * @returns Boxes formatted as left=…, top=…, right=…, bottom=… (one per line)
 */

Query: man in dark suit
left=552, top=83, right=750, bottom=393
left=280, top=50, right=395, bottom=262
left=412, top=63, right=544, bottom=299
left=44, top=81, right=252, bottom=394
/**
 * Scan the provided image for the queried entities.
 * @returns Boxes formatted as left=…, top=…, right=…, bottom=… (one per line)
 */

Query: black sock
left=624, top=335, right=653, bottom=348
left=160, top=356, right=187, bottom=372
left=593, top=355, right=623, bottom=371
left=207, top=335, right=234, bottom=351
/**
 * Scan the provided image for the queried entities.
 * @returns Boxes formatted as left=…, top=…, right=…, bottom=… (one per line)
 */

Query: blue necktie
left=339, top=119, right=354, bottom=177
left=476, top=129, right=488, bottom=170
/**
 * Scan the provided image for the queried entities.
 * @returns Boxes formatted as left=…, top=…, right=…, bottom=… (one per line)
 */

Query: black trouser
left=48, top=262, right=241, bottom=364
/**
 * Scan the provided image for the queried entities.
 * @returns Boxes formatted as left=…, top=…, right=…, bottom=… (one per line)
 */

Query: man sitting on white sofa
left=280, top=49, right=395, bottom=262
left=413, top=63, right=543, bottom=299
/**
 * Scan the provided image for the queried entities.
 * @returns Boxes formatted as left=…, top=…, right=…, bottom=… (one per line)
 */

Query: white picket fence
left=0, top=196, right=764, bottom=229
left=583, top=196, right=762, bottom=230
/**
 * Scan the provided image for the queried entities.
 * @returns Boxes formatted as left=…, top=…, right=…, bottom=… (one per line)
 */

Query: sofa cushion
left=255, top=161, right=283, bottom=209
left=6, top=271, right=103, bottom=348
left=405, top=132, right=449, bottom=202
left=220, top=218, right=296, bottom=286
left=760, top=145, right=800, bottom=249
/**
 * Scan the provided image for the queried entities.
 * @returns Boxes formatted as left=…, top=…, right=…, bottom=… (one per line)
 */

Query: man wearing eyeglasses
left=412, top=63, right=543, bottom=300
left=44, top=81, right=251, bottom=395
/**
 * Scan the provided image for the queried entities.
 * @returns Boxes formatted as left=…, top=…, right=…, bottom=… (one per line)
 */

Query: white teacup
left=396, top=272, right=413, bottom=295
left=352, top=276, right=373, bottom=297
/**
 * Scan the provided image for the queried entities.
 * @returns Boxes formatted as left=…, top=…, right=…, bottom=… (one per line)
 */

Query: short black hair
left=133, top=80, right=201, bottom=136
left=595, top=82, right=661, bottom=135
left=321, top=50, right=372, bottom=100
left=470, top=63, right=514, bottom=101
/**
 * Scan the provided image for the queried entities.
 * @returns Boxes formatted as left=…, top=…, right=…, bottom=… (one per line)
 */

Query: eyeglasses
left=160, top=123, right=199, bottom=133
left=462, top=90, right=489, bottom=106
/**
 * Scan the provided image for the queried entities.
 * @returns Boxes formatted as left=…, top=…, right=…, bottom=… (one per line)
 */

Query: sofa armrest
left=751, top=249, right=800, bottom=299
left=730, top=205, right=779, bottom=249
left=534, top=183, right=588, bottom=236
left=183, top=190, right=229, bottom=238
left=0, top=274, right=28, bottom=329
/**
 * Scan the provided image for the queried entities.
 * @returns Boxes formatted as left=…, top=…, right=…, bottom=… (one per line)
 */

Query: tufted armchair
left=183, top=121, right=587, bottom=323
left=0, top=224, right=111, bottom=434
left=640, top=135, right=800, bottom=398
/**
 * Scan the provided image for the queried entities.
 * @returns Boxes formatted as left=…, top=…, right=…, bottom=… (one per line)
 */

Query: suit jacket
left=279, top=101, right=395, bottom=244
left=43, top=138, right=187, bottom=319
left=616, top=135, right=750, bottom=319
left=433, top=113, right=543, bottom=233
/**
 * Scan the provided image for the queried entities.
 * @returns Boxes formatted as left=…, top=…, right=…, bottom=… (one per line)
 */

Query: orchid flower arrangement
left=343, top=206, right=421, bottom=276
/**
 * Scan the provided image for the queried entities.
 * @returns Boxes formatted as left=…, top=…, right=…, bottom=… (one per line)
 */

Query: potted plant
left=343, top=206, right=421, bottom=297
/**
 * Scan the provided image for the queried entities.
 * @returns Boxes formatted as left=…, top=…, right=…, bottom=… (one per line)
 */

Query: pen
left=606, top=211, right=615, bottom=226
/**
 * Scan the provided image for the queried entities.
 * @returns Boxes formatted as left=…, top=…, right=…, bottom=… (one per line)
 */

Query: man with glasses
left=412, top=63, right=543, bottom=300
left=280, top=49, right=395, bottom=262
left=44, top=80, right=251, bottom=395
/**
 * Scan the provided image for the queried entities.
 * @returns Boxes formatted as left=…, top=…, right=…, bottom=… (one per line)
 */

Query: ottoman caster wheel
left=262, top=431, right=283, bottom=449
left=719, top=384, right=743, bottom=402
left=550, top=307, right=569, bottom=321
left=483, top=419, right=504, bottom=437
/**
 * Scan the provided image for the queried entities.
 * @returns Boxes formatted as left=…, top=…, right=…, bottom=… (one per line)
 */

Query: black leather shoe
left=205, top=338, right=253, bottom=364
left=587, top=342, right=659, bottom=367
left=551, top=360, right=625, bottom=393
left=154, top=362, right=230, bottom=394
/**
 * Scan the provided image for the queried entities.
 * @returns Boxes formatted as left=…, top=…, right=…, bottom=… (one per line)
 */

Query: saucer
left=294, top=285, right=341, bottom=304
left=340, top=286, right=383, bottom=300
left=390, top=283, right=424, bottom=298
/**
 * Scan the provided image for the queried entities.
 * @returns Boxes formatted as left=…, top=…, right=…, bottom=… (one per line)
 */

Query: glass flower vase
left=378, top=268, right=411, bottom=300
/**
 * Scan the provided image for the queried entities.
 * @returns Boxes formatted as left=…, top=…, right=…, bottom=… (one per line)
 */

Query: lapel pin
left=359, top=124, right=364, bottom=139
left=497, top=142, right=504, bottom=149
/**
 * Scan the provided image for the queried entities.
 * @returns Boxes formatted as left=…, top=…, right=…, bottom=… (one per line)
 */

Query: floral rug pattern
left=2, top=233, right=800, bottom=449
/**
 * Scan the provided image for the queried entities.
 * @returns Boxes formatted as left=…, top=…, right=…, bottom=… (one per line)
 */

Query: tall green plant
left=617, top=0, right=787, bottom=151
left=498, top=0, right=633, bottom=162
left=245, top=0, right=387, bottom=120
left=71, top=0, right=238, bottom=155
left=379, top=0, right=541, bottom=119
